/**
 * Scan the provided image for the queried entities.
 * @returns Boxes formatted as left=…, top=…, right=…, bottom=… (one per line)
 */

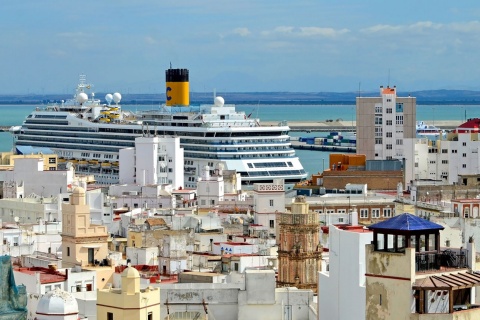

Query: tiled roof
left=413, top=272, right=480, bottom=290
left=368, top=213, right=444, bottom=231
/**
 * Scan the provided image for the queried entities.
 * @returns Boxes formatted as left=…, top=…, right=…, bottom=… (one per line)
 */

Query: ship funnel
left=165, top=68, right=189, bottom=106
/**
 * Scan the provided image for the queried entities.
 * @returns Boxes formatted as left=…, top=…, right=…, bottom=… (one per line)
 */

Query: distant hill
left=2, top=90, right=480, bottom=105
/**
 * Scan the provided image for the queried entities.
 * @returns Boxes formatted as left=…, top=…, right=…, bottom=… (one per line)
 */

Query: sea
left=0, top=103, right=478, bottom=177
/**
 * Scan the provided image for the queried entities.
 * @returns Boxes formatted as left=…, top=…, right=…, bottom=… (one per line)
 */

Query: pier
left=290, top=141, right=356, bottom=152
left=263, top=120, right=463, bottom=132
left=0, top=120, right=463, bottom=133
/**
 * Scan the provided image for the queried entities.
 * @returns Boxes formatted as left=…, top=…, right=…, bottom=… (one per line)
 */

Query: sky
left=2, top=1, right=480, bottom=94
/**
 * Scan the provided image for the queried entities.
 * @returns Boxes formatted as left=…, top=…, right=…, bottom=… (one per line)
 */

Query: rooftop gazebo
left=368, top=213, right=444, bottom=255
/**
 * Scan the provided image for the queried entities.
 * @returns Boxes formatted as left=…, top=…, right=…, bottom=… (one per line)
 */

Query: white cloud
left=261, top=26, right=349, bottom=38
left=233, top=28, right=251, bottom=37
left=144, top=36, right=157, bottom=45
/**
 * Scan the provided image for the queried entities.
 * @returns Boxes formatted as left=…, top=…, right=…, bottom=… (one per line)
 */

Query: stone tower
left=277, top=196, right=322, bottom=292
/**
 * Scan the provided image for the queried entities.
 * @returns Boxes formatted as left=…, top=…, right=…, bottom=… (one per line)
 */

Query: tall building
left=97, top=266, right=161, bottom=320
left=119, top=136, right=184, bottom=188
left=277, top=196, right=321, bottom=292
left=356, top=86, right=416, bottom=189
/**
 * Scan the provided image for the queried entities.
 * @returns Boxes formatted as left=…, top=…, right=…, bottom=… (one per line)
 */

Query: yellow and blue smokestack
left=165, top=68, right=189, bottom=106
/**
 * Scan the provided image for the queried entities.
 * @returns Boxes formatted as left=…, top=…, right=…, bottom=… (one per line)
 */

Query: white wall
left=318, top=225, right=372, bottom=320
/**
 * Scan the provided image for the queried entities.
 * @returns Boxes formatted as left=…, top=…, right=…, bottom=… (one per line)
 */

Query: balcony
left=416, top=249, right=468, bottom=273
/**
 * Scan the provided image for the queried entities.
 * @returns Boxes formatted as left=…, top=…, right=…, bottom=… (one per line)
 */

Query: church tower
left=61, top=187, right=108, bottom=267
left=277, top=196, right=322, bottom=292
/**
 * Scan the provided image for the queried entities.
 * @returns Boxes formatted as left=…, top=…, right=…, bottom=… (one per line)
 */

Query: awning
left=82, top=244, right=103, bottom=249
left=413, top=272, right=480, bottom=290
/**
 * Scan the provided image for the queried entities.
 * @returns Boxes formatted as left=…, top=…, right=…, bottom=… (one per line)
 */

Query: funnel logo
left=166, top=87, right=172, bottom=101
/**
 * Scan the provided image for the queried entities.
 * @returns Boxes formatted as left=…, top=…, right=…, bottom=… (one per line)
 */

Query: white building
left=318, top=224, right=373, bottom=320
left=212, top=241, right=257, bottom=255
left=159, top=269, right=316, bottom=320
left=0, top=157, right=75, bottom=198
left=253, top=180, right=285, bottom=238
left=416, top=124, right=480, bottom=184
left=197, top=165, right=224, bottom=208
left=108, top=183, right=176, bottom=211
left=356, top=86, right=416, bottom=189
left=119, top=136, right=184, bottom=189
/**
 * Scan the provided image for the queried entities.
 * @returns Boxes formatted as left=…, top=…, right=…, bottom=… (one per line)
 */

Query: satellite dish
left=159, top=162, right=166, bottom=168
left=76, top=92, right=88, bottom=104
left=214, top=96, right=224, bottom=107
left=14, top=216, right=19, bottom=223
left=112, top=92, right=122, bottom=104
left=105, top=93, right=113, bottom=105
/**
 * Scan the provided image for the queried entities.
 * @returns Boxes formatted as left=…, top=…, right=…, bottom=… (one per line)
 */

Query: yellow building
left=61, top=187, right=109, bottom=267
left=0, top=151, right=57, bottom=171
left=97, top=266, right=160, bottom=320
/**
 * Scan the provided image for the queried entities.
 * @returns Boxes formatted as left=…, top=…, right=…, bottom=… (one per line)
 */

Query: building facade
left=356, top=86, right=416, bottom=189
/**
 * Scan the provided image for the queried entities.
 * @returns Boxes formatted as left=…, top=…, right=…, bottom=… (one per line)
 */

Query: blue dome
left=368, top=213, right=444, bottom=231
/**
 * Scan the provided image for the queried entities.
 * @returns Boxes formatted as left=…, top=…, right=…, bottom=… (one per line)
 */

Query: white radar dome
left=105, top=93, right=113, bottom=105
left=76, top=92, right=88, bottom=104
left=214, top=96, right=225, bottom=107
left=112, top=92, right=122, bottom=104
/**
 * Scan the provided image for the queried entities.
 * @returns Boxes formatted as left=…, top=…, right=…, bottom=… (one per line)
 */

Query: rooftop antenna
left=169, top=62, right=172, bottom=69
left=358, top=82, right=361, bottom=98
left=388, top=69, right=391, bottom=87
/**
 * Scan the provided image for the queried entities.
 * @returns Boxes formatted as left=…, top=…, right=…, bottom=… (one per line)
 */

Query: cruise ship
left=12, top=68, right=307, bottom=187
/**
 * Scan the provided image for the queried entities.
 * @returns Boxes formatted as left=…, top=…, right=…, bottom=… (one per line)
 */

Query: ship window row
left=17, top=136, right=133, bottom=148
left=33, top=115, right=68, bottom=119
left=240, top=169, right=305, bottom=177
left=24, top=120, right=69, bottom=125
left=183, top=145, right=291, bottom=153
left=24, top=125, right=98, bottom=133
left=20, top=130, right=136, bottom=142
left=249, top=162, right=294, bottom=168
left=183, top=151, right=295, bottom=160
left=16, top=142, right=124, bottom=153
left=181, top=138, right=289, bottom=145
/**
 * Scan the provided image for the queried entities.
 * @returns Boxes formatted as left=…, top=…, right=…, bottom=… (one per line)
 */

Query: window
left=442, top=149, right=448, bottom=153
left=269, top=199, right=274, bottom=206
left=452, top=150, right=457, bottom=153
left=375, top=117, right=383, bottom=125
left=383, top=208, right=392, bottom=218
left=386, top=120, right=392, bottom=126
left=67, top=247, right=70, bottom=257
left=463, top=164, right=467, bottom=168
left=48, top=158, right=56, bottom=164
left=375, top=106, right=383, bottom=113
left=386, top=108, right=392, bottom=114
left=386, top=132, right=392, bottom=138
left=372, top=209, right=380, bottom=218
left=395, top=115, right=403, bottom=124
left=107, top=312, right=113, bottom=320
left=463, top=142, right=467, bottom=146
left=386, top=144, right=392, bottom=150
left=375, top=138, right=383, bottom=144
left=269, top=220, right=274, bottom=228
left=396, top=139, right=403, bottom=145
left=360, top=209, right=368, bottom=218
left=148, top=312, right=153, bottom=320
left=463, top=153, right=467, bottom=157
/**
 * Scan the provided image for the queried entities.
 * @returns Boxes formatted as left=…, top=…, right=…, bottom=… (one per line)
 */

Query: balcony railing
left=416, top=249, right=468, bottom=272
